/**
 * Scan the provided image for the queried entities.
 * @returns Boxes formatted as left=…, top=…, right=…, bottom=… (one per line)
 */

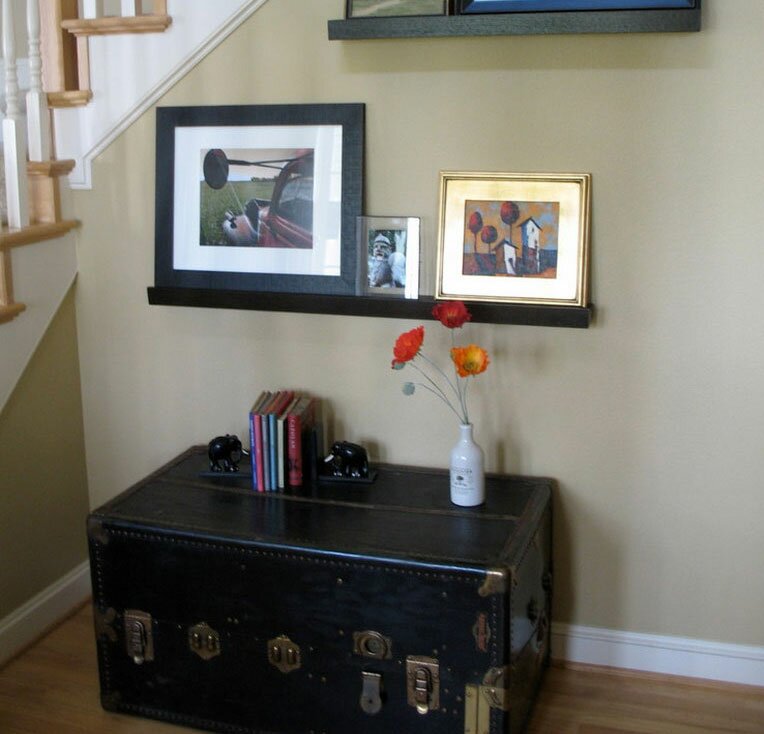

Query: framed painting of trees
left=436, top=171, right=591, bottom=307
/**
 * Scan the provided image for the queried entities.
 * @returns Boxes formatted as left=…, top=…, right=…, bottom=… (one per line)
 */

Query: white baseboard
left=552, top=622, right=764, bottom=687
left=0, top=561, right=91, bottom=668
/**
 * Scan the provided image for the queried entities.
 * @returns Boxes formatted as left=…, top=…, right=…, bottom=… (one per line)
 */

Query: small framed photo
left=359, top=216, right=420, bottom=299
left=347, top=0, right=449, bottom=18
left=436, top=171, right=591, bottom=307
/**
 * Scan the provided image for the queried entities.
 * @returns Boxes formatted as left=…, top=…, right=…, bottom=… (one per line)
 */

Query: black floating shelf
left=327, top=7, right=700, bottom=40
left=147, top=287, right=592, bottom=329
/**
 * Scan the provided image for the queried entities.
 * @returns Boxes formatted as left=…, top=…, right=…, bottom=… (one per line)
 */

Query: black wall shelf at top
left=147, top=287, right=593, bottom=329
left=327, top=6, right=700, bottom=40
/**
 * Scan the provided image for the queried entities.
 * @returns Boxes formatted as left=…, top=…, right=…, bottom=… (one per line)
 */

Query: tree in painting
left=500, top=201, right=520, bottom=244
left=467, top=210, right=483, bottom=251
left=480, top=224, right=498, bottom=251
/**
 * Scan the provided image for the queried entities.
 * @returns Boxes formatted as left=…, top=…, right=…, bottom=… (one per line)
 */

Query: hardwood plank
left=0, top=604, right=762, bottom=733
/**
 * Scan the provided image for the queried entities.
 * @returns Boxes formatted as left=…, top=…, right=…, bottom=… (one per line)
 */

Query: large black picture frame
left=152, top=104, right=364, bottom=297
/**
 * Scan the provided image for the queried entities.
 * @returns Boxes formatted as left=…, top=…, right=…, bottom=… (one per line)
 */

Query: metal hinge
left=465, top=666, right=512, bottom=734
left=481, top=666, right=511, bottom=711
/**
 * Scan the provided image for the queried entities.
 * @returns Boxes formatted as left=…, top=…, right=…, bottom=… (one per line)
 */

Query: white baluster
left=27, top=0, right=52, bottom=162
left=120, top=0, right=144, bottom=17
left=3, top=0, right=30, bottom=228
left=82, top=0, right=105, bottom=19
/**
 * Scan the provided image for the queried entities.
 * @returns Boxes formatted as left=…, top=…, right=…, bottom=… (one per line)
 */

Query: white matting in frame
left=173, top=124, right=343, bottom=277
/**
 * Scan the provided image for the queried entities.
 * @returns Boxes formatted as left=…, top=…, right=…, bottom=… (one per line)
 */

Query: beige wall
left=0, top=288, right=89, bottom=618
left=71, top=0, right=764, bottom=646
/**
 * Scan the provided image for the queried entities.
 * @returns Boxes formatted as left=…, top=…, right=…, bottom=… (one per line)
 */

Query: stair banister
left=3, top=0, right=31, bottom=229
left=26, top=0, right=53, bottom=162
left=83, top=0, right=105, bottom=18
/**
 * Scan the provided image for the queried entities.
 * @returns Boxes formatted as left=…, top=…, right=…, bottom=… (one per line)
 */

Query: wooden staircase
left=0, top=0, right=171, bottom=324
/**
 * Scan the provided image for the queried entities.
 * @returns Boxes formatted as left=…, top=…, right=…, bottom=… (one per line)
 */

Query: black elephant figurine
left=208, top=434, right=244, bottom=473
left=324, top=441, right=369, bottom=479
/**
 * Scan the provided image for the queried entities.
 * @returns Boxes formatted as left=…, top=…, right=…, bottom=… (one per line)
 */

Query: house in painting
left=520, top=217, right=542, bottom=274
left=494, top=238, right=519, bottom=275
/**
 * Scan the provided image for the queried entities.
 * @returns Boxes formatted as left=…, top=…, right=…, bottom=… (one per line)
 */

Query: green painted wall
left=0, top=288, right=89, bottom=618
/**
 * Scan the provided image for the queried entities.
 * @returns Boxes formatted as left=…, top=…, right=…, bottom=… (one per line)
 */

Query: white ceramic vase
left=449, top=423, right=485, bottom=507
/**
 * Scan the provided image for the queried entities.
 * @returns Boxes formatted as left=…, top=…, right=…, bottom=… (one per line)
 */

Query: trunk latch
left=406, top=655, right=440, bottom=714
left=124, top=609, right=153, bottom=665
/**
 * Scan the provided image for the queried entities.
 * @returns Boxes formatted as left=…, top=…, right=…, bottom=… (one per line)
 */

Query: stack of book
left=248, top=391, right=321, bottom=492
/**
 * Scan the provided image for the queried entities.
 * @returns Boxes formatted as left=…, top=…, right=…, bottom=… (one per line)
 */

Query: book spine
left=268, top=413, right=278, bottom=490
left=287, top=412, right=302, bottom=487
left=253, top=413, right=265, bottom=492
left=277, top=416, right=287, bottom=489
left=248, top=410, right=258, bottom=491
left=262, top=410, right=271, bottom=492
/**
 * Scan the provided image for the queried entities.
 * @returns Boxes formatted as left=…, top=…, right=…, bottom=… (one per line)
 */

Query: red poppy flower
left=451, top=345, right=490, bottom=378
left=432, top=301, right=472, bottom=329
left=392, top=325, right=424, bottom=367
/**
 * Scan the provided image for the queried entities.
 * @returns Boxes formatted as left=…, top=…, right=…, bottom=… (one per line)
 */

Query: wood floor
left=0, top=603, right=762, bottom=733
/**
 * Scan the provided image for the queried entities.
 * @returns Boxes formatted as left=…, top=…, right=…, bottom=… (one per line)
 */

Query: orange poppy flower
left=392, top=325, right=424, bottom=366
left=451, top=345, right=490, bottom=378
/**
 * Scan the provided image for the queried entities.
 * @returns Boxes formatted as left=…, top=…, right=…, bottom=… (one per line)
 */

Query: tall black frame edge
left=152, top=103, right=365, bottom=298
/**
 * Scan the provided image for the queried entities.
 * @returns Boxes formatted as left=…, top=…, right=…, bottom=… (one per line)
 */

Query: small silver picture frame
left=358, top=216, right=420, bottom=299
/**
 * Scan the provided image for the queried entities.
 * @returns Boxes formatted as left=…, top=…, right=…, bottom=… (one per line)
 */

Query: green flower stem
left=407, top=380, right=465, bottom=423
left=461, top=376, right=471, bottom=425
left=419, top=350, right=463, bottom=410
left=451, top=331, right=470, bottom=424
left=408, top=360, right=467, bottom=423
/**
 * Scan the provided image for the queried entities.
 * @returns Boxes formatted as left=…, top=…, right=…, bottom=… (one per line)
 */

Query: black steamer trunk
left=88, top=447, right=553, bottom=734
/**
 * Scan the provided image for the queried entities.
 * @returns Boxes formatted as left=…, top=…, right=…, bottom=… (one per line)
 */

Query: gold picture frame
left=436, top=171, right=591, bottom=307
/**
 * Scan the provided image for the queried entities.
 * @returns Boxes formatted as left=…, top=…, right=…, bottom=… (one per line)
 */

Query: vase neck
left=458, top=423, right=473, bottom=438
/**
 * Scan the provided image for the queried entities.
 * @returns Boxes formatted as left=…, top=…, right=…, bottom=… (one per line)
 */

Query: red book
left=286, top=396, right=316, bottom=488
left=257, top=392, right=283, bottom=492
left=248, top=391, right=271, bottom=492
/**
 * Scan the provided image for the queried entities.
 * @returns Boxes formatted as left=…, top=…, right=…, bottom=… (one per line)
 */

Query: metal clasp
left=353, top=630, right=392, bottom=659
left=267, top=635, right=301, bottom=673
left=124, top=609, right=153, bottom=665
left=188, top=622, right=221, bottom=660
left=360, top=671, right=383, bottom=715
left=406, top=656, right=440, bottom=714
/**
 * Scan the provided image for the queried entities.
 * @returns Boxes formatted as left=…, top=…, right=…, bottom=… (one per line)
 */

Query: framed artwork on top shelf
left=347, top=0, right=450, bottom=17
left=436, top=171, right=591, bottom=307
left=328, top=0, right=700, bottom=37
left=152, top=103, right=364, bottom=298
left=456, top=0, right=696, bottom=11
